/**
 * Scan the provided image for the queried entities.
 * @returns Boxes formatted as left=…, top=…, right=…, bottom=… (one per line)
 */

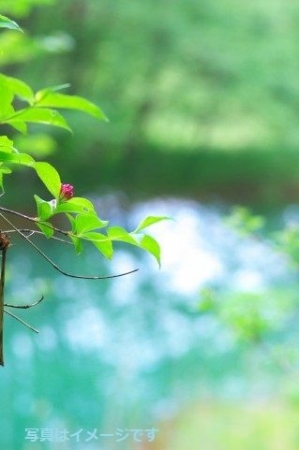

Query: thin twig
left=0, top=205, right=69, bottom=237
left=0, top=212, right=139, bottom=280
left=4, top=295, right=44, bottom=309
left=3, top=229, right=72, bottom=245
left=4, top=309, right=39, bottom=333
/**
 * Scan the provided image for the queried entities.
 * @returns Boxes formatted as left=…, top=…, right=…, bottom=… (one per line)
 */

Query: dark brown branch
left=0, top=234, right=9, bottom=366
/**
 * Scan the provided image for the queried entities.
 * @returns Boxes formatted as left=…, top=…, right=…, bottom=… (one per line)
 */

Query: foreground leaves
left=0, top=133, right=168, bottom=265
left=0, top=75, right=106, bottom=134
left=0, top=15, right=167, bottom=267
left=0, top=14, right=22, bottom=32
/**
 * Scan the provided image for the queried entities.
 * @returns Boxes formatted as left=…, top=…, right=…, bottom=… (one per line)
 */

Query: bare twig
left=3, top=229, right=72, bottom=245
left=4, top=309, right=39, bottom=333
left=0, top=212, right=138, bottom=279
left=4, top=295, right=44, bottom=309
left=0, top=205, right=69, bottom=237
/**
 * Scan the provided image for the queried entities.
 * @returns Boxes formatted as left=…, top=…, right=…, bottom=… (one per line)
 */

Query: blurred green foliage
left=2, top=1, right=299, bottom=448
left=23, top=0, right=299, bottom=150
left=207, top=289, right=293, bottom=343
left=2, top=0, right=299, bottom=204
left=0, top=15, right=168, bottom=288
left=0, top=0, right=55, bottom=17
left=157, top=401, right=299, bottom=450
left=225, top=206, right=265, bottom=236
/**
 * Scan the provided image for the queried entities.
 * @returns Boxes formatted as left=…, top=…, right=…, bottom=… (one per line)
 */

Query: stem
left=0, top=248, right=6, bottom=366
left=0, top=234, right=9, bottom=366
left=0, top=205, right=69, bottom=237
left=4, top=295, right=44, bottom=309
left=0, top=212, right=139, bottom=280
left=4, top=309, right=39, bottom=333
left=3, top=229, right=72, bottom=245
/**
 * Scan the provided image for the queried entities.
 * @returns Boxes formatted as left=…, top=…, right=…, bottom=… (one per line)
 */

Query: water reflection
left=0, top=197, right=294, bottom=449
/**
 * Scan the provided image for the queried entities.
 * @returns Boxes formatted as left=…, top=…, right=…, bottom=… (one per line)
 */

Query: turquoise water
left=0, top=198, right=295, bottom=449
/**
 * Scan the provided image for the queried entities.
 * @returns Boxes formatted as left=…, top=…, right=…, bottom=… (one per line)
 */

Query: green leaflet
left=8, top=121, right=27, bottom=134
left=34, top=84, right=71, bottom=100
left=1, top=75, right=34, bottom=103
left=80, top=231, right=113, bottom=259
left=0, top=148, right=34, bottom=189
left=108, top=226, right=138, bottom=245
left=33, top=162, right=61, bottom=198
left=0, top=75, right=14, bottom=120
left=4, top=107, right=72, bottom=132
left=34, top=195, right=56, bottom=221
left=134, top=215, right=170, bottom=233
left=0, top=136, right=15, bottom=153
left=74, top=214, right=108, bottom=234
left=0, top=172, right=4, bottom=191
left=70, top=235, right=83, bottom=254
left=138, top=234, right=161, bottom=267
left=35, top=90, right=108, bottom=122
left=0, top=78, right=107, bottom=134
left=36, top=221, right=54, bottom=239
left=55, top=197, right=95, bottom=215
left=0, top=167, right=11, bottom=174
left=0, top=14, right=22, bottom=32
left=107, top=225, right=162, bottom=266
left=0, top=151, right=34, bottom=165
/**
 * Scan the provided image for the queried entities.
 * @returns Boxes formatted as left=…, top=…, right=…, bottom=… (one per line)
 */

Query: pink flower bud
left=59, top=183, right=74, bottom=201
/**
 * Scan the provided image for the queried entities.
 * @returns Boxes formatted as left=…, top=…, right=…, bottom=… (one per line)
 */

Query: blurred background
left=1, top=0, right=299, bottom=449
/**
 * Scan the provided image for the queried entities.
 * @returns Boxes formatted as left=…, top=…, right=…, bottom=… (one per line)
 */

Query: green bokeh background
left=2, top=0, right=299, bottom=449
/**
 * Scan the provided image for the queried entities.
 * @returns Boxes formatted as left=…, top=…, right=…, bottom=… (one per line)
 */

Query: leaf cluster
left=0, top=14, right=168, bottom=267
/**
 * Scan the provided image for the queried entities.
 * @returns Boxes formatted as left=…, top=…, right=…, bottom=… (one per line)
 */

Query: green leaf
left=4, top=107, right=72, bottom=132
left=36, top=221, right=54, bottom=239
left=134, top=215, right=170, bottom=233
left=0, top=165, right=12, bottom=186
left=0, top=15, right=22, bottom=32
left=0, top=166, right=12, bottom=174
left=56, top=197, right=95, bottom=215
left=75, top=214, right=108, bottom=234
left=66, top=213, right=76, bottom=233
left=0, top=151, right=34, bottom=166
left=70, top=235, right=83, bottom=254
left=108, top=226, right=138, bottom=245
left=35, top=91, right=108, bottom=121
left=0, top=141, right=13, bottom=188
left=0, top=172, right=4, bottom=191
left=81, top=231, right=113, bottom=259
left=35, top=84, right=71, bottom=101
left=33, top=162, right=61, bottom=197
left=34, top=195, right=56, bottom=221
left=0, top=75, right=14, bottom=120
left=2, top=75, right=34, bottom=103
left=139, top=234, right=161, bottom=267
left=0, top=136, right=14, bottom=153
left=8, top=121, right=27, bottom=134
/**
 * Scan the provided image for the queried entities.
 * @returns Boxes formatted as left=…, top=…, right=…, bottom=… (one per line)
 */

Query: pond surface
left=0, top=197, right=295, bottom=450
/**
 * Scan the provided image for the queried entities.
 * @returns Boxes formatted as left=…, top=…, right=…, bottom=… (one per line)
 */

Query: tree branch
left=4, top=295, right=44, bottom=309
left=4, top=309, right=39, bottom=333
left=0, top=212, right=139, bottom=280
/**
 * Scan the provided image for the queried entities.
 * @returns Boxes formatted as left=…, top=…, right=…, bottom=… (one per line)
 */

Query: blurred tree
left=5, top=0, right=299, bottom=204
